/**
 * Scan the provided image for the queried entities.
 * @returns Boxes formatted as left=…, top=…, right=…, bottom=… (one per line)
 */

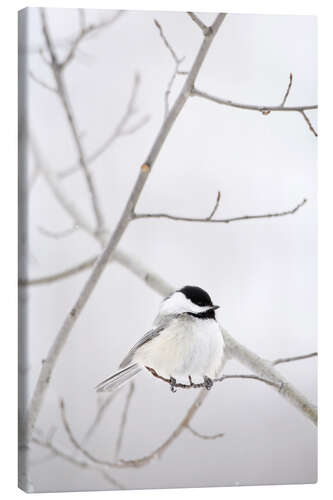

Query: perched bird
left=96, top=286, right=224, bottom=393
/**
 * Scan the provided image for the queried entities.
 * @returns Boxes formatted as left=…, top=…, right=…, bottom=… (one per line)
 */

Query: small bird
left=96, top=286, right=224, bottom=393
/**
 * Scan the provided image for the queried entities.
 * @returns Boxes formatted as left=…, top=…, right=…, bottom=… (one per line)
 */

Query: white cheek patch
left=160, top=292, right=211, bottom=315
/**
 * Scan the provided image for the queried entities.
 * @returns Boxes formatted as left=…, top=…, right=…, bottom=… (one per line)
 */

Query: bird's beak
left=211, top=305, right=220, bottom=311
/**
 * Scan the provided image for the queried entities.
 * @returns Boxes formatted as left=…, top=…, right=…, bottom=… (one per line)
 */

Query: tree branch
left=299, top=110, right=318, bottom=137
left=38, top=224, right=78, bottom=239
left=29, top=70, right=57, bottom=93
left=222, top=329, right=317, bottom=425
left=60, top=10, right=123, bottom=69
left=192, top=87, right=317, bottom=119
left=280, top=73, right=293, bottom=107
left=134, top=198, right=307, bottom=224
left=186, top=425, right=224, bottom=440
left=20, top=196, right=305, bottom=287
left=26, top=12, right=227, bottom=439
left=146, top=366, right=280, bottom=390
left=207, top=190, right=221, bottom=219
left=154, top=19, right=186, bottom=119
left=19, top=256, right=98, bottom=286
left=273, top=352, right=317, bottom=366
left=187, top=12, right=211, bottom=35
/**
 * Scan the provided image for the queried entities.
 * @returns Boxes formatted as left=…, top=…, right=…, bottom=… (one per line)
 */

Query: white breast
left=133, top=316, right=224, bottom=381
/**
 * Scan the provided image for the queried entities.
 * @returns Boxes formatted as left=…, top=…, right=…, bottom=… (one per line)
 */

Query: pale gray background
left=24, top=8, right=317, bottom=492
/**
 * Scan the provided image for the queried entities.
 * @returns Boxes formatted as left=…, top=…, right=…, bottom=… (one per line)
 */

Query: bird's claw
left=170, top=377, right=177, bottom=393
left=204, top=376, right=213, bottom=390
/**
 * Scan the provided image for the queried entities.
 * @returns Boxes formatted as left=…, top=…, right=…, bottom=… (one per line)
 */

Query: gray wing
left=119, top=315, right=175, bottom=368
left=119, top=327, right=163, bottom=368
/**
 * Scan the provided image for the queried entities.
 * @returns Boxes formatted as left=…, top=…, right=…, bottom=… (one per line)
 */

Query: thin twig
left=207, top=191, right=221, bottom=219
left=281, top=73, right=293, bottom=106
left=146, top=366, right=280, bottom=390
left=29, top=70, right=57, bottom=93
left=154, top=19, right=180, bottom=64
left=60, top=11, right=123, bottom=69
left=192, top=87, right=317, bottom=114
left=114, top=382, right=135, bottom=459
left=154, top=19, right=185, bottom=119
left=273, top=352, right=317, bottom=366
left=27, top=13, right=227, bottom=439
left=187, top=12, right=211, bottom=35
left=19, top=257, right=96, bottom=288
left=38, top=224, right=78, bottom=239
left=32, top=437, right=125, bottom=489
left=134, top=198, right=307, bottom=224
left=299, top=110, right=318, bottom=137
left=58, top=74, right=149, bottom=179
left=186, top=424, right=224, bottom=440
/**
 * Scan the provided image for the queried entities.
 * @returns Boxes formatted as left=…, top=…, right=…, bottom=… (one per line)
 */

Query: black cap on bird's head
left=178, top=285, right=220, bottom=319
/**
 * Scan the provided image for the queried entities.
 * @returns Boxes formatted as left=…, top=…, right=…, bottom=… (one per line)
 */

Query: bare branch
left=60, top=11, right=123, bottom=69
left=192, top=87, right=317, bottom=114
left=19, top=258, right=97, bottom=286
left=207, top=190, right=221, bottom=219
left=222, top=329, right=317, bottom=425
left=114, top=382, right=135, bottom=459
left=281, top=73, right=293, bottom=106
left=26, top=13, right=227, bottom=439
left=58, top=73, right=149, bottom=179
left=273, top=352, right=317, bottom=366
left=299, top=110, right=318, bottom=137
left=154, top=19, right=186, bottom=119
left=38, top=224, right=78, bottom=239
left=32, top=437, right=125, bottom=489
left=40, top=8, right=105, bottom=233
left=187, top=12, right=211, bottom=35
left=134, top=198, right=307, bottom=224
left=29, top=70, right=57, bottom=93
left=59, top=398, right=150, bottom=469
left=154, top=19, right=180, bottom=64
left=186, top=425, right=224, bottom=440
left=146, top=366, right=280, bottom=390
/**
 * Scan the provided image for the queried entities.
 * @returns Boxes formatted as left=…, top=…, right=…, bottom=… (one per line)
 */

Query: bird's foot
left=170, top=377, right=177, bottom=393
left=204, top=376, right=213, bottom=391
left=188, top=375, right=193, bottom=387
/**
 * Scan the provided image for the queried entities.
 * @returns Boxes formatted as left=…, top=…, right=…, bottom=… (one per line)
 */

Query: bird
left=96, top=285, right=224, bottom=393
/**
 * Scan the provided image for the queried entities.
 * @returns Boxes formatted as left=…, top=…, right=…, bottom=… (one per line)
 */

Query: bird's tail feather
left=96, top=363, right=142, bottom=392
